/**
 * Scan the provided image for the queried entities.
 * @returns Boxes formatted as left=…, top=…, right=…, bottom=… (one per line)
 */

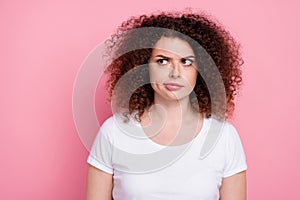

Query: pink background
left=1, top=0, right=299, bottom=199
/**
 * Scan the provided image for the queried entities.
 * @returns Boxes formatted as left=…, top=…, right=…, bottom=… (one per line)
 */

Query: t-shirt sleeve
left=222, top=123, right=247, bottom=178
left=87, top=118, right=114, bottom=174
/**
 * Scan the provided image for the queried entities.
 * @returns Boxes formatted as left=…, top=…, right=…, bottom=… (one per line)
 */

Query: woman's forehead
left=152, top=37, right=195, bottom=58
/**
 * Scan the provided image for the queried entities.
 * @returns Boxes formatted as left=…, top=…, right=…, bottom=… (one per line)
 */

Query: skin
left=85, top=165, right=113, bottom=200
left=148, top=37, right=198, bottom=102
left=143, top=37, right=202, bottom=146
left=85, top=37, right=247, bottom=200
left=220, top=171, right=247, bottom=200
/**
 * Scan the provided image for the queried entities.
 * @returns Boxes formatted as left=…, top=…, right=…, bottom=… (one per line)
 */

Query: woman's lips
left=164, top=83, right=183, bottom=91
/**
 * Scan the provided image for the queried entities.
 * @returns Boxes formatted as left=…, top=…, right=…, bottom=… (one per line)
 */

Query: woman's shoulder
left=99, top=115, right=115, bottom=131
left=101, top=113, right=136, bottom=125
left=99, top=113, right=141, bottom=136
left=206, top=116, right=239, bottom=133
left=203, top=116, right=243, bottom=147
left=202, top=116, right=246, bottom=156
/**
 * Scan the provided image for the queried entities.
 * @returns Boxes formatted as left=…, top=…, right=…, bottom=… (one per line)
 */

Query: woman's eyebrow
left=154, top=54, right=170, bottom=58
left=182, top=56, right=195, bottom=59
left=154, top=54, right=195, bottom=59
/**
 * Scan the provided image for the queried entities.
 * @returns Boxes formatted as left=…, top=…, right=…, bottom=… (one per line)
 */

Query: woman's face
left=149, top=37, right=198, bottom=102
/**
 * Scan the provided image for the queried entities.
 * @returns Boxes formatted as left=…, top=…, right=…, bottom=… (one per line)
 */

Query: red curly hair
left=105, top=10, right=243, bottom=121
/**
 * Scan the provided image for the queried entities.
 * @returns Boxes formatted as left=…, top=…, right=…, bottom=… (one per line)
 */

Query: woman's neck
left=145, top=95, right=198, bottom=124
left=140, top=95, right=203, bottom=146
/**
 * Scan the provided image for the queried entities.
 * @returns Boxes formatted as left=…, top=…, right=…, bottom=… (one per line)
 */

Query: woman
left=86, top=10, right=247, bottom=200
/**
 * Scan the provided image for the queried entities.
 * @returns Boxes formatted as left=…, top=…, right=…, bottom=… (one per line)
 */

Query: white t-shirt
left=87, top=115, right=247, bottom=200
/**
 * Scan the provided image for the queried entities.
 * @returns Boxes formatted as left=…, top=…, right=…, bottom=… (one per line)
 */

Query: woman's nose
left=169, top=61, right=181, bottom=78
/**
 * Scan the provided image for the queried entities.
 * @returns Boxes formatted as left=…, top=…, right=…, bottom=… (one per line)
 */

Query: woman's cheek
left=149, top=67, right=167, bottom=84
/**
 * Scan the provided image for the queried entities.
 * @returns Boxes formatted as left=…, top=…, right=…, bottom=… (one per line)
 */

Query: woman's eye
left=156, top=58, right=168, bottom=65
left=182, top=58, right=193, bottom=66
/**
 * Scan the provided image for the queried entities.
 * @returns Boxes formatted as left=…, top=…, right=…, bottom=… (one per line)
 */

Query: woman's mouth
left=163, top=83, right=183, bottom=91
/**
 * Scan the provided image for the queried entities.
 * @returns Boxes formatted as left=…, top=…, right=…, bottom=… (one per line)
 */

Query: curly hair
left=105, top=10, right=243, bottom=121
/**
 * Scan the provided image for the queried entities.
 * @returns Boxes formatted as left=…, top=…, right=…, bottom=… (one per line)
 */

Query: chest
left=112, top=151, right=224, bottom=200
